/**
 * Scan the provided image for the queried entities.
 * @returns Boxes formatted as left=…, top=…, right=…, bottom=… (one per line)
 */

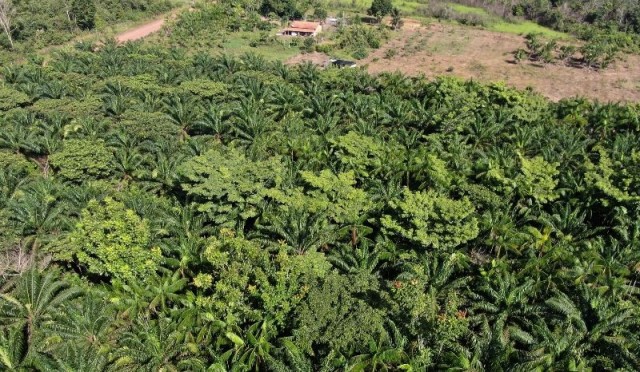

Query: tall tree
left=368, top=0, right=393, bottom=20
left=0, top=0, right=13, bottom=48
left=71, top=0, right=96, bottom=30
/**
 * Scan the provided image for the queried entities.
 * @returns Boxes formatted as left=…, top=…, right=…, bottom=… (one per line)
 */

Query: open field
left=288, top=19, right=640, bottom=102
left=364, top=21, right=640, bottom=101
left=489, top=20, right=568, bottom=39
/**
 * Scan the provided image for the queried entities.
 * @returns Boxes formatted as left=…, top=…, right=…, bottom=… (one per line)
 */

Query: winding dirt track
left=116, top=17, right=166, bottom=43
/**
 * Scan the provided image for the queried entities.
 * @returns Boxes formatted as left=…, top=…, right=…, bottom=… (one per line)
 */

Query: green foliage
left=179, top=146, right=284, bottom=226
left=391, top=7, right=404, bottom=30
left=585, top=146, right=640, bottom=205
left=524, top=33, right=557, bottom=63
left=337, top=25, right=386, bottom=57
left=64, top=197, right=161, bottom=282
left=580, top=36, right=619, bottom=69
left=180, top=80, right=228, bottom=99
left=331, top=131, right=386, bottom=178
left=368, top=0, right=393, bottom=18
left=2, top=33, right=640, bottom=371
left=294, top=272, right=387, bottom=355
left=4, top=0, right=172, bottom=51
left=515, top=153, right=559, bottom=203
left=301, top=170, right=374, bottom=225
left=259, top=0, right=309, bottom=18
left=381, top=188, right=479, bottom=250
left=71, top=0, right=97, bottom=30
left=49, top=139, right=113, bottom=182
left=0, top=151, right=36, bottom=175
left=0, top=87, right=29, bottom=110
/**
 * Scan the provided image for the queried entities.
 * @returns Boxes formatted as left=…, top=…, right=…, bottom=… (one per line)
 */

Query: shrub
left=302, top=37, right=316, bottom=53
left=71, top=0, right=97, bottom=30
left=581, top=40, right=618, bottom=69
left=384, top=48, right=397, bottom=59
left=49, top=139, right=113, bottom=182
left=315, top=43, right=333, bottom=54
left=524, top=33, right=557, bottom=63
left=65, top=197, right=161, bottom=283
left=337, top=25, right=386, bottom=51
left=351, top=48, right=368, bottom=60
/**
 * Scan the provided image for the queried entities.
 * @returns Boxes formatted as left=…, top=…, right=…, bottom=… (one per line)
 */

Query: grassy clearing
left=328, top=0, right=429, bottom=13
left=448, top=3, right=489, bottom=15
left=490, top=21, right=570, bottom=39
left=220, top=33, right=302, bottom=60
left=142, top=30, right=302, bottom=61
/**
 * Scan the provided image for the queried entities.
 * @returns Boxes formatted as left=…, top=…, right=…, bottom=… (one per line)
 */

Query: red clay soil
left=117, top=17, right=166, bottom=43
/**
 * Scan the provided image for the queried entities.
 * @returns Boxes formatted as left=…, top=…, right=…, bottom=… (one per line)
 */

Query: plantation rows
left=1, top=41, right=640, bottom=370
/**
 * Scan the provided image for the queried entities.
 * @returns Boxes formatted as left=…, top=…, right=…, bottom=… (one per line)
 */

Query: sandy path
left=117, top=17, right=166, bottom=43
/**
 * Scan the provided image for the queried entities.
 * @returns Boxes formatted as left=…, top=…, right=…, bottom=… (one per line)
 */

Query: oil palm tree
left=0, top=269, right=81, bottom=345
left=231, top=98, right=272, bottom=148
left=346, top=321, right=408, bottom=371
left=226, top=319, right=280, bottom=372
left=329, top=241, right=382, bottom=276
left=0, top=325, right=57, bottom=371
left=49, top=295, right=114, bottom=354
left=543, top=287, right=640, bottom=369
left=5, top=180, right=69, bottom=256
left=255, top=207, right=335, bottom=255
left=113, top=316, right=203, bottom=372
left=194, top=103, right=229, bottom=139
left=164, top=94, right=202, bottom=141
left=468, top=271, right=539, bottom=368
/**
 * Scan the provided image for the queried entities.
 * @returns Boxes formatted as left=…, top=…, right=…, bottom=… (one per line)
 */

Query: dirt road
left=116, top=17, right=166, bottom=43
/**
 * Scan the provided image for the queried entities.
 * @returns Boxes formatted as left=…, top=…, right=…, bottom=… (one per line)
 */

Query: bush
left=384, top=48, right=397, bottom=59
left=302, top=37, right=316, bottom=53
left=315, top=43, right=334, bottom=54
left=313, top=7, right=328, bottom=20
left=524, top=33, right=557, bottom=63
left=71, top=0, right=97, bottom=30
left=337, top=25, right=385, bottom=50
left=581, top=39, right=619, bottom=69
left=352, top=48, right=368, bottom=60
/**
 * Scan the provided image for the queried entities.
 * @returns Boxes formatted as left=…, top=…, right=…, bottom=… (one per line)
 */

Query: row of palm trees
left=1, top=42, right=640, bottom=370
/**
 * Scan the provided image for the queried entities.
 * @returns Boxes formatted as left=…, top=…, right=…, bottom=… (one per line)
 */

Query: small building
left=282, top=21, right=322, bottom=37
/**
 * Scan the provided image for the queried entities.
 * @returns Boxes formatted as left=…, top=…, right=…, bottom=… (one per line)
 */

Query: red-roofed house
left=282, top=21, right=322, bottom=37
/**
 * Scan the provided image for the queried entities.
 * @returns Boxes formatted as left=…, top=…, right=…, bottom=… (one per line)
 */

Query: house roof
left=289, top=21, right=320, bottom=30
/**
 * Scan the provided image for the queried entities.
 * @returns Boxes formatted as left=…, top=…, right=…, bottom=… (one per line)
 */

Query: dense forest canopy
left=1, top=1, right=640, bottom=371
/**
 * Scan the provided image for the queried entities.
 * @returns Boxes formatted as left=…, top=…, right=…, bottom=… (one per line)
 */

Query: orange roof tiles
left=289, top=21, right=320, bottom=30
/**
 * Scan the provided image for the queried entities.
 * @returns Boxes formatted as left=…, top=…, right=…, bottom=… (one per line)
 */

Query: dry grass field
left=289, top=19, right=640, bottom=102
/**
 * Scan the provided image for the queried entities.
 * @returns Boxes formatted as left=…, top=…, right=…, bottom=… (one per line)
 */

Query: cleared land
left=117, top=17, right=167, bottom=43
left=288, top=19, right=640, bottom=102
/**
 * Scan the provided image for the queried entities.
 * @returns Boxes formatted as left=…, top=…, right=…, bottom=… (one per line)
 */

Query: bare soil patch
left=117, top=18, right=167, bottom=43
left=363, top=22, right=640, bottom=102
left=116, top=9, right=186, bottom=44
left=285, top=51, right=332, bottom=66
left=287, top=21, right=640, bottom=102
